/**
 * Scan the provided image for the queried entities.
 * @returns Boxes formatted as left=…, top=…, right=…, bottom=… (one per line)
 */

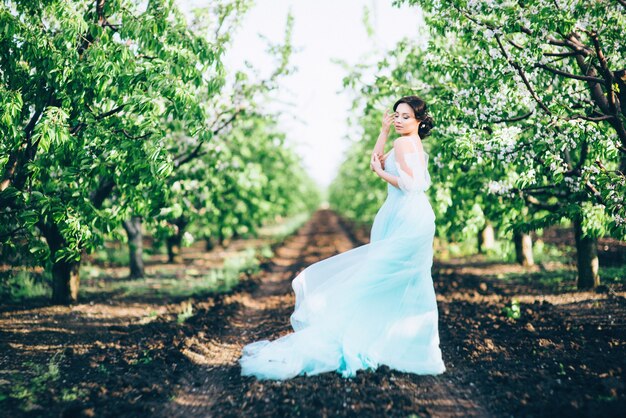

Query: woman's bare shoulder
left=393, top=136, right=416, bottom=151
left=393, top=136, right=422, bottom=152
left=393, top=135, right=422, bottom=143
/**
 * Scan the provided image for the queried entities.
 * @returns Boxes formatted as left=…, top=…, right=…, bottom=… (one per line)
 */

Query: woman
left=238, top=95, right=446, bottom=380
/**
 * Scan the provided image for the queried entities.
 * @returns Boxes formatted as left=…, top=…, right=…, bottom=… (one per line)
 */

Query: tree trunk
left=122, top=216, right=144, bottom=279
left=166, top=235, right=182, bottom=263
left=514, top=230, right=534, bottom=266
left=477, top=222, right=495, bottom=253
left=166, top=216, right=187, bottom=263
left=573, top=216, right=600, bottom=289
left=205, top=236, right=216, bottom=251
left=217, top=228, right=230, bottom=248
left=52, top=258, right=81, bottom=304
left=38, top=221, right=81, bottom=304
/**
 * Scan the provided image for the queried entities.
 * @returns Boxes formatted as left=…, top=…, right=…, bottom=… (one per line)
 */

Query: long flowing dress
left=238, top=137, right=446, bottom=380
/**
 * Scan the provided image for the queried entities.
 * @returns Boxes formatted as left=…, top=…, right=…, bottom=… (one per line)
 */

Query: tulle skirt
left=238, top=190, right=446, bottom=380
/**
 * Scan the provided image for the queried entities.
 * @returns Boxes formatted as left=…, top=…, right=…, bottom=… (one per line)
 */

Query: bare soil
left=1, top=209, right=625, bottom=417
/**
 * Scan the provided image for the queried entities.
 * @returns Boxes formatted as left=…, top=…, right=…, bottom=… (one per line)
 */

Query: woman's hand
left=370, top=153, right=383, bottom=173
left=371, top=152, right=386, bottom=170
left=381, top=109, right=394, bottom=133
left=378, top=152, right=387, bottom=169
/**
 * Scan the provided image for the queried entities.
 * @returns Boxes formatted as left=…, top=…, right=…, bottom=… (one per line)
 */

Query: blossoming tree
left=394, top=0, right=626, bottom=288
left=332, top=0, right=625, bottom=289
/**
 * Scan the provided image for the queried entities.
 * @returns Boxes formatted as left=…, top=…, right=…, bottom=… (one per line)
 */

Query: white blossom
left=487, top=180, right=512, bottom=195
left=488, top=47, right=500, bottom=58
left=182, top=231, right=195, bottom=246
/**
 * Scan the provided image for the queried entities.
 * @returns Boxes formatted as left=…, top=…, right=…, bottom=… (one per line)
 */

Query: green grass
left=0, top=352, right=71, bottom=411
left=529, top=240, right=572, bottom=264
left=2, top=211, right=313, bottom=303
left=60, top=386, right=89, bottom=403
left=81, top=245, right=263, bottom=299
left=0, top=270, right=51, bottom=303
left=90, top=244, right=130, bottom=267
left=90, top=239, right=165, bottom=267
left=501, top=298, right=521, bottom=319
left=129, top=349, right=154, bottom=365
left=499, top=269, right=577, bottom=290
left=438, top=234, right=573, bottom=266
left=598, top=265, right=626, bottom=285
left=436, top=237, right=478, bottom=259
left=257, top=211, right=311, bottom=242
left=491, top=265, right=626, bottom=291
left=176, top=300, right=194, bottom=324
left=0, top=351, right=89, bottom=410
left=485, top=245, right=625, bottom=289
left=481, top=239, right=572, bottom=265
left=81, top=211, right=314, bottom=300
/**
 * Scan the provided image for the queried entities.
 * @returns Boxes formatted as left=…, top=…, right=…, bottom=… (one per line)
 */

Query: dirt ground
left=1, top=209, right=625, bottom=417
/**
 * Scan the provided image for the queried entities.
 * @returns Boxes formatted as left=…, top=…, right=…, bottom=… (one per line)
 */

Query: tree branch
left=565, top=113, right=615, bottom=122
left=533, top=63, right=605, bottom=83
left=70, top=104, right=127, bottom=135
left=114, top=129, right=152, bottom=140
left=96, top=104, right=126, bottom=120
left=564, top=139, right=588, bottom=176
left=494, top=33, right=552, bottom=115
left=507, top=39, right=523, bottom=50
left=546, top=35, right=594, bottom=56
left=78, top=0, right=118, bottom=56
left=491, top=111, right=534, bottom=123
left=519, top=184, right=569, bottom=198
left=583, top=178, right=605, bottom=206
left=173, top=110, right=242, bottom=168
left=587, top=29, right=617, bottom=112
left=521, top=193, right=562, bottom=211
left=543, top=50, right=584, bottom=58
left=90, top=178, right=115, bottom=208
left=0, top=225, right=27, bottom=241
left=1, top=106, right=45, bottom=191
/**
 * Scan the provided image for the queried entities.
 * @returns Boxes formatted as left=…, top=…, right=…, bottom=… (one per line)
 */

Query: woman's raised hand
left=381, top=109, right=394, bottom=132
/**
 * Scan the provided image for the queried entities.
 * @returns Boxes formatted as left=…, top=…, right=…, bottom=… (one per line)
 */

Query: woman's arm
left=374, top=166, right=400, bottom=188
left=371, top=110, right=394, bottom=157
left=372, top=138, right=419, bottom=191
left=370, top=151, right=400, bottom=189
left=372, top=128, right=389, bottom=157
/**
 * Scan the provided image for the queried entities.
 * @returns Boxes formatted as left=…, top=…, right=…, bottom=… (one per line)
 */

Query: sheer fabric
left=238, top=137, right=445, bottom=380
left=394, top=137, right=431, bottom=194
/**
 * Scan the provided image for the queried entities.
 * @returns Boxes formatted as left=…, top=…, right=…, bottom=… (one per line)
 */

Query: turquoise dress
left=239, top=137, right=446, bottom=380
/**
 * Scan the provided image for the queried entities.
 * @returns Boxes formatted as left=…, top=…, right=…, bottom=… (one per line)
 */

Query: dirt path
left=2, top=209, right=624, bottom=417
left=160, top=209, right=488, bottom=417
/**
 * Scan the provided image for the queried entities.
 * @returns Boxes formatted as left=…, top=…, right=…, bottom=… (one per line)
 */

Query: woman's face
left=393, top=103, right=419, bottom=136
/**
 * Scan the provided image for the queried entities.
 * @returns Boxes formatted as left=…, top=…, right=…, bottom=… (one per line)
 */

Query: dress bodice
left=384, top=147, right=431, bottom=196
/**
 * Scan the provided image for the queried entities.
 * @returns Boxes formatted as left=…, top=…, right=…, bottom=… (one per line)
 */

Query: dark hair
left=392, top=95, right=433, bottom=139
